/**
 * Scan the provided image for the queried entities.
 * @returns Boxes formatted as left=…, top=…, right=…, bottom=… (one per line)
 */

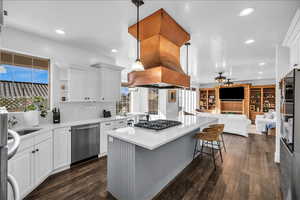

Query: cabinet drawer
left=53, top=127, right=71, bottom=134
left=114, top=120, right=127, bottom=129
left=101, top=122, right=114, bottom=130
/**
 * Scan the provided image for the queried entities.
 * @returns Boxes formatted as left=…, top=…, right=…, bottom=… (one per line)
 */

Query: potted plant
left=24, top=96, right=48, bottom=126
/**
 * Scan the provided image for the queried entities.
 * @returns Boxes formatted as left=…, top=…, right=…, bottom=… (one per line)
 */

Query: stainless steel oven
left=71, top=123, right=100, bottom=164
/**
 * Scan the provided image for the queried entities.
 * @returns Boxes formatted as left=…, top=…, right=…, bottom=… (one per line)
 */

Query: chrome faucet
left=8, top=116, right=18, bottom=129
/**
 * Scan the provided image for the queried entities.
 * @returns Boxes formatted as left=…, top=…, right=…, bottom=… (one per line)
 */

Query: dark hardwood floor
left=25, top=133, right=282, bottom=200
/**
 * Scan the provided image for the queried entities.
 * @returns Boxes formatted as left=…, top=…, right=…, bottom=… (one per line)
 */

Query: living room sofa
left=196, top=112, right=251, bottom=137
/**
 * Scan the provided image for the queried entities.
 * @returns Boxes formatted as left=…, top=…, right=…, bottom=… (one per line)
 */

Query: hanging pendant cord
left=186, top=44, right=189, bottom=75
left=137, top=2, right=140, bottom=60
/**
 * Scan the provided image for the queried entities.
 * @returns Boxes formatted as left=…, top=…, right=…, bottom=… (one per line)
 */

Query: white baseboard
left=52, top=165, right=70, bottom=175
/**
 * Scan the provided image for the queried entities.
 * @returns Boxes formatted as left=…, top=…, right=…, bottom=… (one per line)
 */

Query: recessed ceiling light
left=259, top=62, right=265, bottom=66
left=111, top=49, right=118, bottom=53
left=245, top=39, right=255, bottom=44
left=258, top=71, right=263, bottom=74
left=55, top=29, right=65, bottom=35
left=239, top=8, right=255, bottom=16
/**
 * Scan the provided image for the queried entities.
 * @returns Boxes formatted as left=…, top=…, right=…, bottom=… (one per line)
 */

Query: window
left=116, top=87, right=131, bottom=114
left=148, top=88, right=159, bottom=114
left=0, top=50, right=50, bottom=112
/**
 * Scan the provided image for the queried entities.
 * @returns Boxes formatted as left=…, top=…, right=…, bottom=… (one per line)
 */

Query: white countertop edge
left=108, top=118, right=218, bottom=150
left=11, top=115, right=136, bottom=140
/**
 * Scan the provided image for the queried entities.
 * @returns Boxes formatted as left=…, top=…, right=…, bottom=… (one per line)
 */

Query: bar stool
left=193, top=127, right=223, bottom=169
left=209, top=124, right=226, bottom=152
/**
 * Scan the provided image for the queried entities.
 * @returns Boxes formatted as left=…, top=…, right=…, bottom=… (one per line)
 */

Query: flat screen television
left=219, top=87, right=244, bottom=100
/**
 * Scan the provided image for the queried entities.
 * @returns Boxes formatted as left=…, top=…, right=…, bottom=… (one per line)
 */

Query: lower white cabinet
left=100, top=122, right=112, bottom=156
left=8, top=132, right=53, bottom=199
left=100, top=119, right=127, bottom=157
left=34, top=138, right=53, bottom=185
left=8, top=148, right=34, bottom=198
left=53, top=127, right=71, bottom=170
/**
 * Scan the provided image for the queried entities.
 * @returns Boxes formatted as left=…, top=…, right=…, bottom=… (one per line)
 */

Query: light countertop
left=107, top=115, right=218, bottom=150
left=10, top=115, right=139, bottom=141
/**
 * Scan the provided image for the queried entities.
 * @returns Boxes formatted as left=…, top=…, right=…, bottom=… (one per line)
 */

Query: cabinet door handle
left=36, top=149, right=39, bottom=152
left=105, top=123, right=111, bottom=126
left=32, top=150, right=36, bottom=154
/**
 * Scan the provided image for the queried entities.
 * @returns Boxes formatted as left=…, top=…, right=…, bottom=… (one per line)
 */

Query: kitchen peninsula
left=107, top=115, right=218, bottom=200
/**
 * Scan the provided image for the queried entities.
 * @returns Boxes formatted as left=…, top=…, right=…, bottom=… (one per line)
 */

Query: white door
left=53, top=128, right=71, bottom=170
left=34, top=138, right=53, bottom=185
left=69, top=68, right=87, bottom=101
left=8, top=148, right=34, bottom=198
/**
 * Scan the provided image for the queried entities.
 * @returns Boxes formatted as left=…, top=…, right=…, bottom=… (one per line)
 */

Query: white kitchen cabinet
left=100, top=121, right=113, bottom=156
left=8, top=132, right=53, bottom=199
left=66, top=64, right=122, bottom=102
left=53, top=127, right=71, bottom=170
left=8, top=148, right=34, bottom=198
left=284, top=10, right=300, bottom=68
left=68, top=68, right=87, bottom=101
left=99, top=66, right=121, bottom=102
left=87, top=68, right=101, bottom=101
left=100, top=119, right=127, bottom=156
left=34, top=138, right=53, bottom=185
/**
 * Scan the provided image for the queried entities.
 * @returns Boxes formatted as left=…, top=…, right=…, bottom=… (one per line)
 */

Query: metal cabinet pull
left=105, top=123, right=111, bottom=126
left=8, top=173, right=20, bottom=200
left=8, top=129, right=20, bottom=160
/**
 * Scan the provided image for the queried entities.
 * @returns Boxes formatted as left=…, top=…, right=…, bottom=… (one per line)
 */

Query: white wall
left=1, top=27, right=117, bottom=122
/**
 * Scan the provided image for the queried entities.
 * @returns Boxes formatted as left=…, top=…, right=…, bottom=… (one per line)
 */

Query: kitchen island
left=107, top=115, right=218, bottom=200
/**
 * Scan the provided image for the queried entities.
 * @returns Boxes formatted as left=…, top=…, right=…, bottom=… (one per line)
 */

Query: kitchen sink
left=8, top=128, right=41, bottom=140
left=17, top=128, right=42, bottom=136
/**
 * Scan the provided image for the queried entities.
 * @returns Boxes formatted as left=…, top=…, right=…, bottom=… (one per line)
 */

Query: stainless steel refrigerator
left=0, top=108, right=20, bottom=200
left=280, top=69, right=300, bottom=200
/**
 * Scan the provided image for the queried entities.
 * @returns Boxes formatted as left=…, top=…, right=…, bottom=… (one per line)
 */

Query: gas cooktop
left=134, top=120, right=182, bottom=131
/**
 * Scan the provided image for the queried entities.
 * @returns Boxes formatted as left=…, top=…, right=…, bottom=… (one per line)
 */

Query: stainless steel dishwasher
left=71, top=123, right=100, bottom=164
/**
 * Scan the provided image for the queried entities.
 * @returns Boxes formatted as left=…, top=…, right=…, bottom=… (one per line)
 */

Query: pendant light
left=215, top=72, right=226, bottom=84
left=185, top=42, right=191, bottom=76
left=224, top=78, right=233, bottom=87
left=131, top=0, right=144, bottom=71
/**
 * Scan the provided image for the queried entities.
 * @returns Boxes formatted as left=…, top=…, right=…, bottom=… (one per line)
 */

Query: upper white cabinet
left=283, top=9, right=300, bottom=68
left=68, top=68, right=87, bottom=102
left=99, top=67, right=121, bottom=102
left=63, top=64, right=123, bottom=102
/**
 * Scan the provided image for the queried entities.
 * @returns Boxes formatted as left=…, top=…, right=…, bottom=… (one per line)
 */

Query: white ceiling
left=3, top=0, right=300, bottom=84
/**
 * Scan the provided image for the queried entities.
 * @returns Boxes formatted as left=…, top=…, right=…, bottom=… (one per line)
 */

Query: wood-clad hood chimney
left=128, top=8, right=191, bottom=88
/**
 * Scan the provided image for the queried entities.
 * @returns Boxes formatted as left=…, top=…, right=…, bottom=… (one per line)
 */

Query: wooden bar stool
left=209, top=124, right=226, bottom=152
left=193, top=127, right=223, bottom=169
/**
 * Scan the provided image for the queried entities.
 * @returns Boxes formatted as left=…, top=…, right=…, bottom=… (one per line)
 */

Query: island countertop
left=107, top=115, right=218, bottom=150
